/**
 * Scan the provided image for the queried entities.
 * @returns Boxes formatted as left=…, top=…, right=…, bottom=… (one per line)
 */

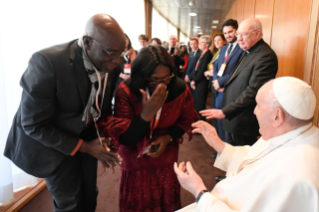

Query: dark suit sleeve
left=173, top=51, right=185, bottom=67
left=20, top=52, right=79, bottom=155
left=213, top=52, right=223, bottom=81
left=193, top=52, right=213, bottom=84
left=222, top=52, right=278, bottom=119
left=217, top=49, right=242, bottom=88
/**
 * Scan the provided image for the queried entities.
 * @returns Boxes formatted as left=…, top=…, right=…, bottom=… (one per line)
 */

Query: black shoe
left=211, top=153, right=217, bottom=158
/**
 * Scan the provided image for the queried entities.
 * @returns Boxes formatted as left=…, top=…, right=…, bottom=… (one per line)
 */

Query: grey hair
left=200, top=35, right=212, bottom=46
left=251, top=18, right=263, bottom=36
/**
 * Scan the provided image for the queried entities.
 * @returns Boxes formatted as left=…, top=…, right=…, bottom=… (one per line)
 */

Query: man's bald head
left=169, top=35, right=178, bottom=47
left=82, top=14, right=125, bottom=73
left=241, top=18, right=263, bottom=36
left=84, top=14, right=125, bottom=42
left=237, top=18, right=263, bottom=51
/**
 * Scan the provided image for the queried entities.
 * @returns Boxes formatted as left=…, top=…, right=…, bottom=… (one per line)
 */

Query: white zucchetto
left=273, top=77, right=316, bottom=120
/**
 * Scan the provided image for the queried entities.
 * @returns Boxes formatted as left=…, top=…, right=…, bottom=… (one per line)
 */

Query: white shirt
left=177, top=123, right=319, bottom=212
left=224, top=41, right=238, bottom=57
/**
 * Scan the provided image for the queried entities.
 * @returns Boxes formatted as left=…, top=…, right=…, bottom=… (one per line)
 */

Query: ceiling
left=150, top=0, right=236, bottom=38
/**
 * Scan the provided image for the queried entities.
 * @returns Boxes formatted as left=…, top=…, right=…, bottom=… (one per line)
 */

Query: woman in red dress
left=99, top=45, right=199, bottom=212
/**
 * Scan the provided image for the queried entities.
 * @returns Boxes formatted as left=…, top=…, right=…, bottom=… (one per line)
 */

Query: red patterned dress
left=99, top=80, right=199, bottom=212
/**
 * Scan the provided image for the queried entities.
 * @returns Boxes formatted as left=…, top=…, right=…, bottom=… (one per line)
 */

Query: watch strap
left=195, top=189, right=209, bottom=203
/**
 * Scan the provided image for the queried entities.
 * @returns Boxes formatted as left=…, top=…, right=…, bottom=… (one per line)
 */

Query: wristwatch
left=195, top=189, right=209, bottom=203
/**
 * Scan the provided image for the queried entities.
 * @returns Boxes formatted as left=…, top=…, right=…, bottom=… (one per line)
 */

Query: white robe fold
left=177, top=123, right=319, bottom=212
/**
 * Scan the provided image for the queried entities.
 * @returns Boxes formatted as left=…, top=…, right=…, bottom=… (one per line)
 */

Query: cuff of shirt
left=70, top=139, right=83, bottom=156
left=214, top=143, right=235, bottom=171
left=167, top=126, right=185, bottom=140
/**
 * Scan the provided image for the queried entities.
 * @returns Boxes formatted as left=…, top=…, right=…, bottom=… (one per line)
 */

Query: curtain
left=0, top=0, right=145, bottom=204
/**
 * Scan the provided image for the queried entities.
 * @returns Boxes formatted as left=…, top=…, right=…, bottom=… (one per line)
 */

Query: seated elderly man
left=174, top=76, right=319, bottom=212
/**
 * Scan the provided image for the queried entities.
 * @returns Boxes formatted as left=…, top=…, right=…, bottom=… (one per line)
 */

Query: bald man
left=4, top=14, right=125, bottom=212
left=175, top=77, right=319, bottom=211
left=201, top=18, right=278, bottom=146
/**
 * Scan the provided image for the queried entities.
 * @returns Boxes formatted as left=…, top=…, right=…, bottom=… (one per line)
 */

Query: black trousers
left=45, top=152, right=98, bottom=212
left=225, top=131, right=257, bottom=146
left=195, top=83, right=209, bottom=120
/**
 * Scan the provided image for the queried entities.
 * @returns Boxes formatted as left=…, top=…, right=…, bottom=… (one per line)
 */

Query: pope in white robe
left=174, top=76, right=319, bottom=212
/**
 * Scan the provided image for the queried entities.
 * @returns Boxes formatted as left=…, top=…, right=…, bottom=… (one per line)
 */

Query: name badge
left=124, top=64, right=131, bottom=74
left=208, top=63, right=214, bottom=71
left=217, top=63, right=226, bottom=77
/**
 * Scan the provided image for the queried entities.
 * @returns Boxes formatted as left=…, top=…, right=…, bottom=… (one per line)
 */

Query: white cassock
left=177, top=123, right=319, bottom=212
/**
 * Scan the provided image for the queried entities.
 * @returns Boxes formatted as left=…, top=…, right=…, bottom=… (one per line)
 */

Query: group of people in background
left=3, top=12, right=319, bottom=212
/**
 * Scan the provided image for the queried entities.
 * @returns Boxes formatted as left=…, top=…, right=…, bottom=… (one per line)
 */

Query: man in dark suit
left=189, top=35, right=213, bottom=120
left=211, top=19, right=243, bottom=141
left=165, top=35, right=185, bottom=78
left=201, top=18, right=278, bottom=146
left=184, top=37, right=201, bottom=104
left=4, top=14, right=125, bottom=212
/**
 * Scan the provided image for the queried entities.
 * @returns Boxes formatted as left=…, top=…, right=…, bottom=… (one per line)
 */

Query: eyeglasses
left=90, top=37, right=125, bottom=58
left=235, top=30, right=258, bottom=37
left=147, top=73, right=175, bottom=84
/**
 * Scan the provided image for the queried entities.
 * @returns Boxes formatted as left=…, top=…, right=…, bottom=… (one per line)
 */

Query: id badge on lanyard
left=124, top=64, right=131, bottom=74
left=217, top=63, right=226, bottom=77
left=141, top=87, right=162, bottom=156
left=217, top=53, right=231, bottom=77
left=123, top=55, right=131, bottom=74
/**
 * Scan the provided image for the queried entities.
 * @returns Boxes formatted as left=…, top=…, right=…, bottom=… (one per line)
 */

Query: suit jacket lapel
left=225, top=45, right=240, bottom=65
left=225, top=45, right=261, bottom=86
left=69, top=42, right=90, bottom=107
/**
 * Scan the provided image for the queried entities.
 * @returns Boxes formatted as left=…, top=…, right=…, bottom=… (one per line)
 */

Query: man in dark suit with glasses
left=4, top=14, right=125, bottom=212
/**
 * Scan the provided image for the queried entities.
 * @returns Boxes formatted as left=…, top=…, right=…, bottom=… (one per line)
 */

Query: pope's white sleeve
left=195, top=192, right=238, bottom=212
left=195, top=180, right=319, bottom=212
left=242, top=179, right=319, bottom=212
left=214, top=143, right=250, bottom=176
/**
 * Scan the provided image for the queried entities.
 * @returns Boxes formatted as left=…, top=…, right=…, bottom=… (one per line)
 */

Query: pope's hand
left=174, top=161, right=207, bottom=197
left=192, top=121, right=225, bottom=153
left=200, top=109, right=225, bottom=120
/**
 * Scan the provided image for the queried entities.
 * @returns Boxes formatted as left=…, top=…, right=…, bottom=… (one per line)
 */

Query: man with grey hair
left=201, top=18, right=278, bottom=146
left=189, top=35, right=213, bottom=119
left=4, top=14, right=125, bottom=212
left=175, top=76, right=319, bottom=211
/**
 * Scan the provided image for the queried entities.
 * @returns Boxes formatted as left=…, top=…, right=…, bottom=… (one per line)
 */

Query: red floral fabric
left=99, top=82, right=199, bottom=212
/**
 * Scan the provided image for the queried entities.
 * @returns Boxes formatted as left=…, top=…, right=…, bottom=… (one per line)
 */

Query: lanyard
left=93, top=71, right=108, bottom=122
left=195, top=49, right=208, bottom=70
left=93, top=71, right=108, bottom=146
left=123, top=53, right=130, bottom=64
left=146, top=87, right=162, bottom=139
